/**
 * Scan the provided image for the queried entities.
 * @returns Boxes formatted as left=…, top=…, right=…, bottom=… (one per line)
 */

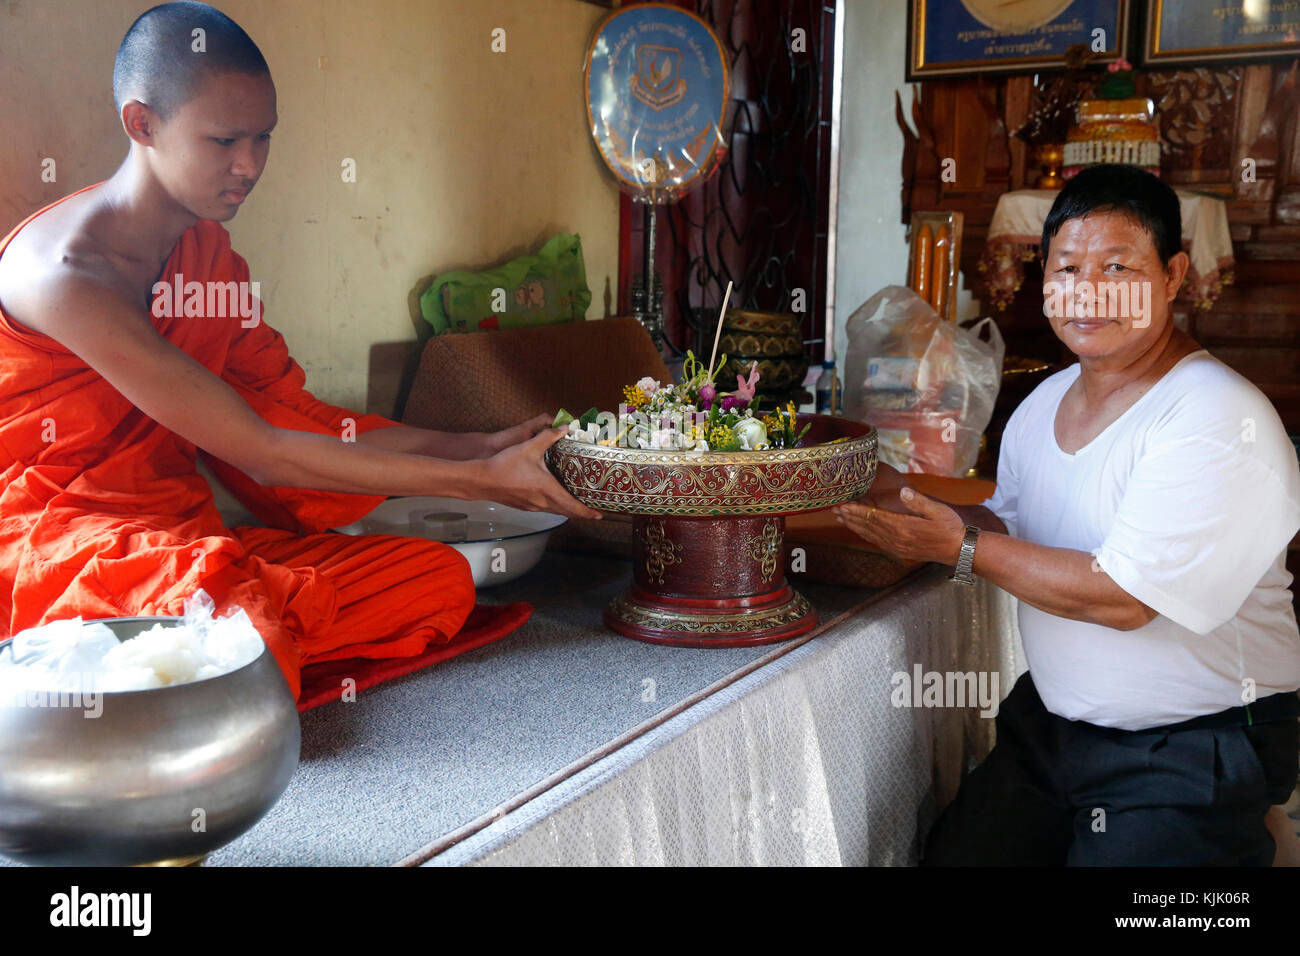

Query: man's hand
left=832, top=464, right=1154, bottom=630
left=475, top=426, right=603, bottom=522
left=854, top=460, right=915, bottom=515
left=832, top=486, right=965, bottom=565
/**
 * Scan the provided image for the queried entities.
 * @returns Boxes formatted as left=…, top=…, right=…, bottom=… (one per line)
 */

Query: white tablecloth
left=425, top=567, right=1024, bottom=866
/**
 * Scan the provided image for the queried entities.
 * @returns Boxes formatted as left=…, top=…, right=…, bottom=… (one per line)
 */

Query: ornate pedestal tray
left=547, top=415, right=877, bottom=646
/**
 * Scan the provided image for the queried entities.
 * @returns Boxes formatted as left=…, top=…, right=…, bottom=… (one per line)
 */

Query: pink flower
left=699, top=384, right=716, bottom=408
left=734, top=361, right=760, bottom=403
left=720, top=395, right=746, bottom=413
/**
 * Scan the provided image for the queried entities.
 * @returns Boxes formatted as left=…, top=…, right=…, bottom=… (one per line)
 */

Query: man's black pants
left=921, top=673, right=1300, bottom=866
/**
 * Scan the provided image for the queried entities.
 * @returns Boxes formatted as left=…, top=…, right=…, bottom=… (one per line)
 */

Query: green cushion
left=419, top=232, right=591, bottom=335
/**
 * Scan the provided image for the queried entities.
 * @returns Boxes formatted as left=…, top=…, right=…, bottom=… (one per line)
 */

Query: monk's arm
left=356, top=414, right=554, bottom=460
left=833, top=485, right=1155, bottom=630
left=19, top=275, right=597, bottom=517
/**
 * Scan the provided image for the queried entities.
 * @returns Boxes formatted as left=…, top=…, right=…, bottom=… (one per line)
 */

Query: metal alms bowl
left=0, top=617, right=300, bottom=866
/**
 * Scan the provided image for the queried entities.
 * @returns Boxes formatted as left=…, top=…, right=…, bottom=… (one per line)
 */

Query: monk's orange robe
left=0, top=185, right=475, bottom=700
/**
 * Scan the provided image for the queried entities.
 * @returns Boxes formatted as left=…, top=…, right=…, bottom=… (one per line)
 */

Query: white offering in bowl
left=335, top=497, right=566, bottom=587
left=0, top=613, right=298, bottom=867
left=0, top=598, right=265, bottom=695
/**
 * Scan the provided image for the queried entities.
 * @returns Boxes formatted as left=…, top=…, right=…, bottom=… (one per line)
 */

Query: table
left=426, top=561, right=1023, bottom=866
left=979, top=188, right=1235, bottom=312
left=187, top=550, right=1023, bottom=866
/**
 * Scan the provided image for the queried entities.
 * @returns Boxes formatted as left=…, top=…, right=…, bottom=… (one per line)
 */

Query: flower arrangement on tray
left=553, top=349, right=811, bottom=453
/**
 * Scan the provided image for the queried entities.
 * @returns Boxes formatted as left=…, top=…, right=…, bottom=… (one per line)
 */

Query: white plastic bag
left=0, top=590, right=264, bottom=694
left=1, top=617, right=120, bottom=694
left=844, top=285, right=1004, bottom=476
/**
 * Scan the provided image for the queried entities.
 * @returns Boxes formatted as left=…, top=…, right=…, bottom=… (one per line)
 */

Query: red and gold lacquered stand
left=548, top=415, right=877, bottom=647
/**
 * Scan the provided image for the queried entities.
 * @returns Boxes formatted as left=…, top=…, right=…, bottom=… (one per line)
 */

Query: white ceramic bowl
left=335, top=497, right=566, bottom=588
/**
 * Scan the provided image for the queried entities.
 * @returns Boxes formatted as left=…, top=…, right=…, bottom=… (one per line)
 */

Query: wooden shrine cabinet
left=898, top=63, right=1300, bottom=438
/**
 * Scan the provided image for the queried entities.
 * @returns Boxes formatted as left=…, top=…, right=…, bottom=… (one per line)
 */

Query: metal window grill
left=628, top=0, right=838, bottom=368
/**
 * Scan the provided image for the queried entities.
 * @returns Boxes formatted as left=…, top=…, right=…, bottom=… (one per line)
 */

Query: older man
left=834, top=164, right=1300, bottom=866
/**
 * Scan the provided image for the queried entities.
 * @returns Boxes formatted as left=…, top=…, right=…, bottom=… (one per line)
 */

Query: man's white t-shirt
left=984, top=349, right=1300, bottom=730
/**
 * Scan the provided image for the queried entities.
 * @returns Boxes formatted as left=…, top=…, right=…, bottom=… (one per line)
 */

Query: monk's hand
left=832, top=486, right=965, bottom=565
left=478, top=425, right=604, bottom=522
left=480, top=413, right=555, bottom=457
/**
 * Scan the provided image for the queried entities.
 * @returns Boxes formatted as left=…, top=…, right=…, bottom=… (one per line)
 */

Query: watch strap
left=950, top=525, right=980, bottom=585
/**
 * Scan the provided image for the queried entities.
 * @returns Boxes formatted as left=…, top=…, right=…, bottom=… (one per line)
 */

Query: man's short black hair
left=113, top=1, right=269, bottom=121
left=1041, top=164, right=1182, bottom=266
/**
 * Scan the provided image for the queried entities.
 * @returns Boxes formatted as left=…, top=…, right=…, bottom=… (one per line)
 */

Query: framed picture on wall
left=906, top=0, right=1132, bottom=79
left=1141, top=0, right=1300, bottom=66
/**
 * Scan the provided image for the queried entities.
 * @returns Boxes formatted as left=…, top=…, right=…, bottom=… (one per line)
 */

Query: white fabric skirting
left=426, top=568, right=1024, bottom=866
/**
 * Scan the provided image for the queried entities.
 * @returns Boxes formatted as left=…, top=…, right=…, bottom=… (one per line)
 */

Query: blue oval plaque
left=584, top=3, right=730, bottom=202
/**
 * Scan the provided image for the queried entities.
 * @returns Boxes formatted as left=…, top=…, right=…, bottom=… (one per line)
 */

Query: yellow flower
left=622, top=385, right=648, bottom=409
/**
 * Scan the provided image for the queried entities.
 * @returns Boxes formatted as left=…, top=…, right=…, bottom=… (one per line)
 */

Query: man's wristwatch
left=950, top=525, right=981, bottom=585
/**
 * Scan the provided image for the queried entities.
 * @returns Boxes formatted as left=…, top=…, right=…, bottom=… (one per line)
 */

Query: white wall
left=831, top=0, right=977, bottom=368
left=0, top=0, right=621, bottom=413
left=831, top=0, right=911, bottom=366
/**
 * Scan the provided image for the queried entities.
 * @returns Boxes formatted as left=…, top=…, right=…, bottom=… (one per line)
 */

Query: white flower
left=733, top=418, right=768, bottom=451
left=564, top=420, right=601, bottom=444
left=635, top=376, right=661, bottom=396
left=649, top=428, right=683, bottom=450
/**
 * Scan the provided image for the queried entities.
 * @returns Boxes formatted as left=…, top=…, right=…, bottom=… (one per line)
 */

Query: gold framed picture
left=1141, top=0, right=1300, bottom=66
left=907, top=0, right=1132, bottom=79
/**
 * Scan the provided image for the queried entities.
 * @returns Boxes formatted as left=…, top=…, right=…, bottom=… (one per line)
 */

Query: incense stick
left=707, top=280, right=733, bottom=377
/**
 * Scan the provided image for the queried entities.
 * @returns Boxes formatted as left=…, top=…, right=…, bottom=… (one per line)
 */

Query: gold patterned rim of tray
left=547, top=425, right=878, bottom=517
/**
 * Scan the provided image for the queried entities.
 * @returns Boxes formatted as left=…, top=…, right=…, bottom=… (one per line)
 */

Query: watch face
left=959, top=0, right=1074, bottom=33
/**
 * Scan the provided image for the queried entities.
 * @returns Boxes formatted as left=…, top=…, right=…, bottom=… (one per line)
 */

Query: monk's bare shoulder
left=0, top=193, right=142, bottom=337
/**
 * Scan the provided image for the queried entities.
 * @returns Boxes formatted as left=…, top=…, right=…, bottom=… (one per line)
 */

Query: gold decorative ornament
left=638, top=518, right=684, bottom=585
left=606, top=590, right=813, bottom=635
left=742, top=518, right=783, bottom=584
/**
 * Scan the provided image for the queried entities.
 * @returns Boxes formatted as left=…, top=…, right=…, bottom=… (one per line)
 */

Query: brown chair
left=906, top=211, right=963, bottom=322
left=401, top=316, right=670, bottom=433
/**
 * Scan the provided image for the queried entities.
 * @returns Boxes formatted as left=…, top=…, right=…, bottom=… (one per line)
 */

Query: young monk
left=0, top=1, right=601, bottom=700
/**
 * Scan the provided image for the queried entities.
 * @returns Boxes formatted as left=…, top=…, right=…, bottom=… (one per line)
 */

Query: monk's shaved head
left=113, top=1, right=269, bottom=121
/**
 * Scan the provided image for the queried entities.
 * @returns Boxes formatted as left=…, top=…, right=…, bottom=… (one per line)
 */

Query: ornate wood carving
left=896, top=59, right=1300, bottom=438
left=1144, top=68, right=1242, bottom=184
